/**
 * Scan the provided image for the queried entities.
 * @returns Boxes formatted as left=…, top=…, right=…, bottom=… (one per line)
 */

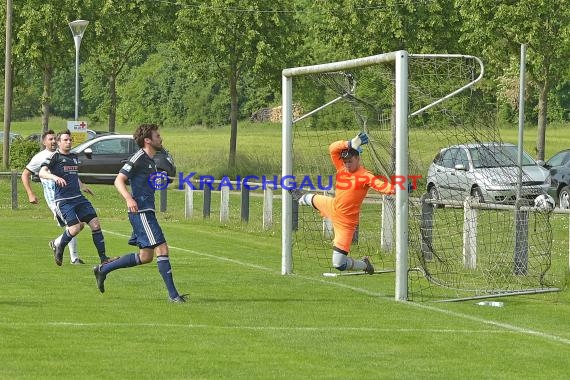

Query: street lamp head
left=68, top=19, right=89, bottom=38
left=69, top=19, right=89, bottom=121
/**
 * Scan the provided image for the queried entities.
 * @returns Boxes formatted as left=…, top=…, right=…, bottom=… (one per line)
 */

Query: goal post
left=394, top=52, right=409, bottom=301
left=281, top=50, right=562, bottom=302
left=281, top=50, right=410, bottom=300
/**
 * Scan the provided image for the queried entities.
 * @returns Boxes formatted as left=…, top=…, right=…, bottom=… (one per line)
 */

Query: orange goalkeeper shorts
left=312, top=194, right=358, bottom=253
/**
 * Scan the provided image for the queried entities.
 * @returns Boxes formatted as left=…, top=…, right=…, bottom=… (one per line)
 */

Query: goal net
left=281, top=51, right=563, bottom=301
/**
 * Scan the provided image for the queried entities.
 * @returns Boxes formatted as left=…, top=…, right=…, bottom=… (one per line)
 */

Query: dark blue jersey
left=119, top=149, right=157, bottom=212
left=41, top=151, right=83, bottom=202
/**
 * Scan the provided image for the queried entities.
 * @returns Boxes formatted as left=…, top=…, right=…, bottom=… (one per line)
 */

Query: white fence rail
left=4, top=171, right=570, bottom=269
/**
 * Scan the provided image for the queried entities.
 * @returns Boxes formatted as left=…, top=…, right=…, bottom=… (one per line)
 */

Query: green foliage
left=116, top=46, right=234, bottom=128
left=79, top=0, right=179, bottom=130
left=49, top=66, right=75, bottom=119
left=308, top=0, right=462, bottom=60
left=175, top=0, right=301, bottom=165
left=81, top=59, right=110, bottom=124
left=2, top=138, right=41, bottom=170
left=11, top=68, right=43, bottom=119
left=457, top=0, right=570, bottom=158
left=4, top=0, right=570, bottom=158
left=550, top=80, right=570, bottom=122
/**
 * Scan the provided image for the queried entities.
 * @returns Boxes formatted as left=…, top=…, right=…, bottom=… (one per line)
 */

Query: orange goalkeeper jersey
left=329, top=140, right=394, bottom=223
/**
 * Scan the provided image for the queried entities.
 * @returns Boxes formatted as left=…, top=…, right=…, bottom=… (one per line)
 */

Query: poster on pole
left=67, top=120, right=88, bottom=145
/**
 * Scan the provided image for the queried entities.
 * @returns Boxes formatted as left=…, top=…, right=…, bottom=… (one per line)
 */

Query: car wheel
left=471, top=187, right=484, bottom=203
left=428, top=185, right=444, bottom=209
left=558, top=186, right=570, bottom=209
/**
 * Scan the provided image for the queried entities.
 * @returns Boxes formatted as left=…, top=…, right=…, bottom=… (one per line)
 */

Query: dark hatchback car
left=544, top=149, right=570, bottom=209
left=27, top=129, right=116, bottom=146
left=70, top=134, right=176, bottom=184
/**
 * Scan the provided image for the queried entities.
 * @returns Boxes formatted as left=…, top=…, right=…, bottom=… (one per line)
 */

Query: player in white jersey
left=21, top=130, right=84, bottom=264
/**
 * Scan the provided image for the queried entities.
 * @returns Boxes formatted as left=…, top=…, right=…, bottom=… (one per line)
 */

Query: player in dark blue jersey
left=93, top=123, right=186, bottom=303
left=39, top=130, right=116, bottom=266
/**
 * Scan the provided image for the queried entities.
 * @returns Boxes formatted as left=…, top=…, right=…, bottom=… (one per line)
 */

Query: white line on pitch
left=408, top=302, right=570, bottom=346
left=0, top=321, right=519, bottom=335
left=103, top=229, right=274, bottom=272
left=103, top=229, right=570, bottom=346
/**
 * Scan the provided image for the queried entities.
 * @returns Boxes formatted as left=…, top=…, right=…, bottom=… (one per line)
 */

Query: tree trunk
left=535, top=79, right=549, bottom=161
left=41, top=66, right=52, bottom=132
left=108, top=74, right=117, bottom=132
left=228, top=71, right=238, bottom=169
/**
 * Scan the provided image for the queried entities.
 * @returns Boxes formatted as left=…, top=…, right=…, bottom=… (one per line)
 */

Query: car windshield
left=469, top=145, right=535, bottom=168
left=70, top=139, right=93, bottom=153
left=545, top=150, right=570, bottom=167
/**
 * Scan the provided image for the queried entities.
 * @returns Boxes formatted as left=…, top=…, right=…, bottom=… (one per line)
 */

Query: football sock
left=352, top=258, right=367, bottom=271
left=91, top=229, right=107, bottom=261
left=68, top=237, right=79, bottom=260
left=157, top=255, right=179, bottom=299
left=59, top=230, right=74, bottom=249
left=100, top=253, right=140, bottom=275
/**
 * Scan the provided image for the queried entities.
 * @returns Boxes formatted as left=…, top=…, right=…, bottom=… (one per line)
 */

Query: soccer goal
left=281, top=50, right=563, bottom=302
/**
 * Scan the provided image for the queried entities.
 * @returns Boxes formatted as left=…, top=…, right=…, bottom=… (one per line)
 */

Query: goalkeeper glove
left=349, top=132, right=369, bottom=151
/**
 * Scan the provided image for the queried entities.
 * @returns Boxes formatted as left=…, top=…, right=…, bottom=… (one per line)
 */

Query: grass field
left=1, top=179, right=570, bottom=379
left=3, top=119, right=570, bottom=378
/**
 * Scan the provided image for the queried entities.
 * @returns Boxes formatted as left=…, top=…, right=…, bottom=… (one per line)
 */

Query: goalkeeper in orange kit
left=291, top=131, right=395, bottom=274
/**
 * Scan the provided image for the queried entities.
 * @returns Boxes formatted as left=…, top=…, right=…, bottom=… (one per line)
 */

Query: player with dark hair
left=291, top=132, right=395, bottom=274
left=39, top=129, right=115, bottom=266
left=21, top=129, right=84, bottom=264
left=93, top=123, right=186, bottom=303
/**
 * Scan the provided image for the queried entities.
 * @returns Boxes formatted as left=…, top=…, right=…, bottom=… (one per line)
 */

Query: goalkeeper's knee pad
left=332, top=249, right=352, bottom=271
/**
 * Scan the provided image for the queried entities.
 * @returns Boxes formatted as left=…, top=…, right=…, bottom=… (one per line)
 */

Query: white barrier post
left=420, top=194, right=433, bottom=260
left=220, top=186, right=229, bottom=222
left=381, top=195, right=395, bottom=251
left=185, top=185, right=194, bottom=219
left=463, top=197, right=478, bottom=269
left=263, top=187, right=273, bottom=230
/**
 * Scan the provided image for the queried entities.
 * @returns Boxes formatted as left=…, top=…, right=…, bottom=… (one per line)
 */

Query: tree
left=308, top=0, right=462, bottom=60
left=12, top=0, right=88, bottom=131
left=457, top=0, right=570, bottom=160
left=175, top=0, right=300, bottom=169
left=82, top=0, right=177, bottom=132
left=115, top=44, right=198, bottom=128
left=305, top=0, right=463, bottom=170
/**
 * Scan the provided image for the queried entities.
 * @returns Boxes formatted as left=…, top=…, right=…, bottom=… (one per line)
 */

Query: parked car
left=87, top=129, right=117, bottom=140
left=26, top=129, right=116, bottom=146
left=0, top=131, right=22, bottom=145
left=544, top=149, right=570, bottom=208
left=426, top=142, right=550, bottom=206
left=70, top=134, right=176, bottom=184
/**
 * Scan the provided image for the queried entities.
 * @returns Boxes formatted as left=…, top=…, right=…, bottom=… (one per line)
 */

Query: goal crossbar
left=282, top=50, right=409, bottom=301
left=282, top=51, right=488, bottom=302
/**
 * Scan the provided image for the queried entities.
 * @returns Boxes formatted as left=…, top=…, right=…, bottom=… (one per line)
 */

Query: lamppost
left=68, top=19, right=89, bottom=121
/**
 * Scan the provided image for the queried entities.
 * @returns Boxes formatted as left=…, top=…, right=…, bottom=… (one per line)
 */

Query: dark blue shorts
left=55, top=196, right=97, bottom=227
left=128, top=211, right=166, bottom=249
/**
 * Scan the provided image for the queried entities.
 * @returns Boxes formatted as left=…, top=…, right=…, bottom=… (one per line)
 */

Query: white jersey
left=25, top=149, right=57, bottom=210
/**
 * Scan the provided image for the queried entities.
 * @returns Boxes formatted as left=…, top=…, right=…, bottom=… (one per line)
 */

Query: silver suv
left=426, top=142, right=550, bottom=205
